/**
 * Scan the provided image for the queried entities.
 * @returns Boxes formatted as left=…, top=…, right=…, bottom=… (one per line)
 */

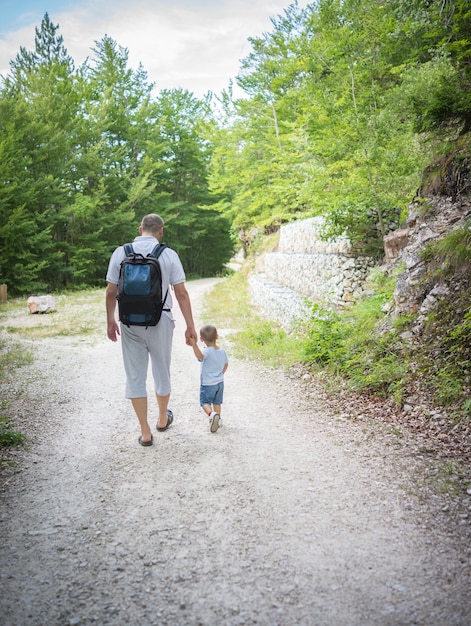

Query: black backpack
left=117, top=243, right=169, bottom=327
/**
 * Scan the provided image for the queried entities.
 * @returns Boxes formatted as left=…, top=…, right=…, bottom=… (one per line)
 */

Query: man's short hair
left=141, top=214, right=164, bottom=234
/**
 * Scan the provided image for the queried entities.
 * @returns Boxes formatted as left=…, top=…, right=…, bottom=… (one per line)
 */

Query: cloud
left=0, top=0, right=303, bottom=97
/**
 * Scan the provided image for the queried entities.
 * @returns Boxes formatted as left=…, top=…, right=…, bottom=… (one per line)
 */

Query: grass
left=0, top=417, right=26, bottom=449
left=206, top=259, right=466, bottom=426
left=203, top=266, right=410, bottom=398
left=0, top=289, right=105, bottom=340
left=302, top=268, right=411, bottom=401
left=0, top=337, right=33, bottom=378
left=0, top=337, right=33, bottom=451
left=202, top=267, right=305, bottom=368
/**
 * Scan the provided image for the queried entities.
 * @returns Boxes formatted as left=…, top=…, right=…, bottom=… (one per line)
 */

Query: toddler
left=189, top=324, right=228, bottom=432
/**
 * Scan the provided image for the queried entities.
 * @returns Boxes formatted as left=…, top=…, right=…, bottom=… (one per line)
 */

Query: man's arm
left=106, top=282, right=120, bottom=342
left=173, top=282, right=197, bottom=345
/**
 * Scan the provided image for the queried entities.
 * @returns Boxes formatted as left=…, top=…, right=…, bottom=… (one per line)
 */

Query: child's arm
left=189, top=337, right=204, bottom=360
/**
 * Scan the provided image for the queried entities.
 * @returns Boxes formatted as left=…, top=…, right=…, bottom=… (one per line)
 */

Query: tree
left=0, top=14, right=80, bottom=292
left=210, top=0, right=434, bottom=254
left=210, top=2, right=311, bottom=244
left=391, top=0, right=471, bottom=134
left=72, top=35, right=158, bottom=285
left=148, top=89, right=234, bottom=276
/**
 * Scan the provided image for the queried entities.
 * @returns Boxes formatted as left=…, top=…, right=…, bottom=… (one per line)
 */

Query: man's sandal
left=156, top=409, right=174, bottom=432
left=138, top=435, right=153, bottom=446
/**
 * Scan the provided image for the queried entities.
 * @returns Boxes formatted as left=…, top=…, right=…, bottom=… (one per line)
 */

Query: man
left=106, top=214, right=197, bottom=446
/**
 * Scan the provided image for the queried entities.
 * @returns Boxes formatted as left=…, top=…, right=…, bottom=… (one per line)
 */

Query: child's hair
left=200, top=324, right=217, bottom=343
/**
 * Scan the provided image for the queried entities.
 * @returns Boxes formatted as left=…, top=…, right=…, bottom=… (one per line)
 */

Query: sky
left=0, top=0, right=307, bottom=99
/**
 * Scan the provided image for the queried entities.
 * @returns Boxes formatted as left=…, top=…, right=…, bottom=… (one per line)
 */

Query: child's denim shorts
left=200, top=381, right=224, bottom=406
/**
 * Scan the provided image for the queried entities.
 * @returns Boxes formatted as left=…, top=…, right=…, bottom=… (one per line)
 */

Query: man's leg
left=121, top=326, right=150, bottom=443
left=149, top=316, right=174, bottom=430
left=131, top=397, right=152, bottom=443
left=156, top=393, right=171, bottom=429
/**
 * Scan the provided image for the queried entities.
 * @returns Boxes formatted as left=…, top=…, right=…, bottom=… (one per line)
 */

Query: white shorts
left=120, top=314, right=175, bottom=398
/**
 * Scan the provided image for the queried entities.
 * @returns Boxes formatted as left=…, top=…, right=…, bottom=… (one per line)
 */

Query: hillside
left=243, top=145, right=470, bottom=477
left=380, top=149, right=470, bottom=457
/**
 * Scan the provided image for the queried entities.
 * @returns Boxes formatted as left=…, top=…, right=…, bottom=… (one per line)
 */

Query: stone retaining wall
left=248, top=274, right=313, bottom=330
left=249, top=217, right=375, bottom=329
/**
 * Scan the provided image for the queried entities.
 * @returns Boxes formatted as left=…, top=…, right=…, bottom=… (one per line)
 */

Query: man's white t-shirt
left=106, top=235, right=186, bottom=319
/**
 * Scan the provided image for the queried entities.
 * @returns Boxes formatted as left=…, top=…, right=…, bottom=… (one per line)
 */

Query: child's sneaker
left=209, top=411, right=220, bottom=433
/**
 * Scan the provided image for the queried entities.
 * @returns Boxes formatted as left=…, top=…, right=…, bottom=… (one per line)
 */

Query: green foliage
left=399, top=55, right=470, bottom=134
left=303, top=292, right=409, bottom=399
left=237, top=319, right=301, bottom=367
left=461, top=398, right=471, bottom=417
left=421, top=217, right=471, bottom=272
left=345, top=339, right=408, bottom=398
left=149, top=89, right=235, bottom=275
left=0, top=2, right=469, bottom=295
left=413, top=249, right=471, bottom=419
left=432, top=367, right=464, bottom=407
left=303, top=306, right=347, bottom=366
left=209, top=0, right=469, bottom=247
left=0, top=418, right=26, bottom=449
left=417, top=219, right=471, bottom=414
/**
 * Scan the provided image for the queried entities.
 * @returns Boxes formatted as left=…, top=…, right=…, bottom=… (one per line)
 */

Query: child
left=189, top=324, right=228, bottom=432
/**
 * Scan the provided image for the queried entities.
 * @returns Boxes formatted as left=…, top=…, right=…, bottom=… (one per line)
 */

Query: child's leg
left=201, top=403, right=212, bottom=417
left=213, top=403, right=221, bottom=416
left=200, top=385, right=212, bottom=417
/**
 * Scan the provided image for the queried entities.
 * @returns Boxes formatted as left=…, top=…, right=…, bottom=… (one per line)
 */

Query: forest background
left=1, top=0, right=469, bottom=293
left=0, top=0, right=470, bottom=443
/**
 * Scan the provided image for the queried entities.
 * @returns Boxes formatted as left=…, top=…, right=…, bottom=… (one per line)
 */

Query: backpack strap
left=149, top=243, right=167, bottom=259
left=149, top=243, right=169, bottom=310
left=123, top=243, right=134, bottom=255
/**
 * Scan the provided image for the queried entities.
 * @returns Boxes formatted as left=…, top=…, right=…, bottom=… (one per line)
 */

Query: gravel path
left=0, top=278, right=470, bottom=626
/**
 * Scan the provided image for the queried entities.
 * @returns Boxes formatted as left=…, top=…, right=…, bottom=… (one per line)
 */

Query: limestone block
left=27, top=295, right=56, bottom=314
left=278, top=217, right=352, bottom=255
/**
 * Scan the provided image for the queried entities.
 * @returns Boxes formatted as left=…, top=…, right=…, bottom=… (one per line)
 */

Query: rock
left=400, top=330, right=414, bottom=343
left=27, top=295, right=56, bottom=314
left=384, top=228, right=409, bottom=263
left=419, top=284, right=450, bottom=315
left=391, top=195, right=469, bottom=317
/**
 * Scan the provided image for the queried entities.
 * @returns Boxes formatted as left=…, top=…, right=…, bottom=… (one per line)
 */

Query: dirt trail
left=0, top=278, right=470, bottom=626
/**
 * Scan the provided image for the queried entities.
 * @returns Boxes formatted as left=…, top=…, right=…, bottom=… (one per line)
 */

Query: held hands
left=185, top=328, right=198, bottom=346
left=188, top=334, right=204, bottom=360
